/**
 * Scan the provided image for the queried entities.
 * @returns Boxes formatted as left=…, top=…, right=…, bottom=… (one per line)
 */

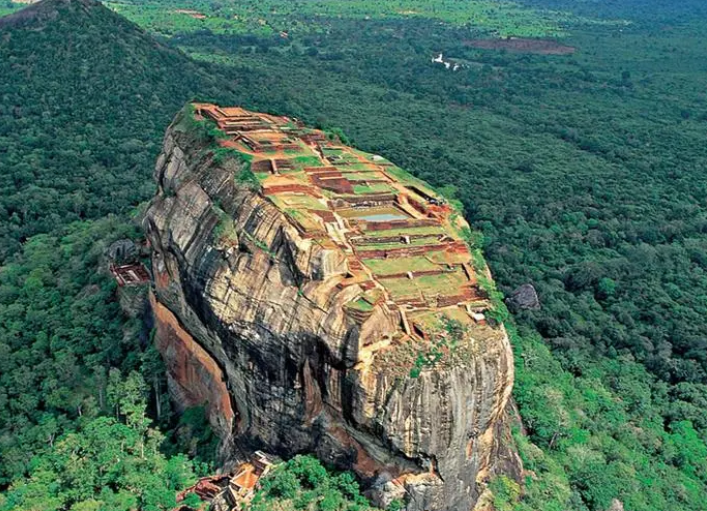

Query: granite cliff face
left=144, top=105, right=521, bottom=510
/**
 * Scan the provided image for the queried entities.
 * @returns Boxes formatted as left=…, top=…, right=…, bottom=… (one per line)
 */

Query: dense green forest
left=0, top=1, right=242, bottom=487
left=248, top=456, right=388, bottom=511
left=0, top=0, right=241, bottom=261
left=0, top=0, right=233, bottom=504
left=2, top=0, right=707, bottom=509
left=0, top=2, right=379, bottom=509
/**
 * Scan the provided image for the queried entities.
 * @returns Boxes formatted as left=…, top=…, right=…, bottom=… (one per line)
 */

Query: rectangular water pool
left=360, top=213, right=409, bottom=222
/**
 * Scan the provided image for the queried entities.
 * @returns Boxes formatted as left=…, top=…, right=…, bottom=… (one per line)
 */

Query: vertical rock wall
left=150, top=292, right=235, bottom=439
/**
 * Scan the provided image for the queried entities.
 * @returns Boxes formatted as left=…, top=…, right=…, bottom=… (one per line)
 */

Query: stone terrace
left=193, top=103, right=492, bottom=342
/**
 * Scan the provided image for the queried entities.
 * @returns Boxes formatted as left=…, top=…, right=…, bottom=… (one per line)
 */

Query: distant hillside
left=0, top=0, right=249, bottom=490
left=0, top=0, right=237, bottom=260
left=518, top=0, right=707, bottom=20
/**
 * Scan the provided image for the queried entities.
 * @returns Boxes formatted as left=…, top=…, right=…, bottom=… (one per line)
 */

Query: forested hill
left=0, top=0, right=242, bottom=501
left=0, top=0, right=237, bottom=261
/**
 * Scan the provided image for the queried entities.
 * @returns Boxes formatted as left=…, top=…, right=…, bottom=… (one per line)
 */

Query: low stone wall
left=310, top=209, right=337, bottom=223
left=263, top=184, right=321, bottom=197
left=376, top=268, right=458, bottom=279
left=408, top=196, right=429, bottom=216
left=351, top=233, right=442, bottom=245
left=331, top=194, right=397, bottom=208
left=312, top=176, right=354, bottom=194
left=362, top=218, right=438, bottom=231
left=436, top=293, right=472, bottom=308
left=305, top=166, right=340, bottom=174
left=345, top=305, right=376, bottom=324
left=252, top=160, right=273, bottom=173
left=355, top=241, right=467, bottom=260
left=396, top=297, right=427, bottom=308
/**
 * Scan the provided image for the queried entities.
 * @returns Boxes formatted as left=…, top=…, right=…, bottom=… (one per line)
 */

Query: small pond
left=360, top=212, right=409, bottom=222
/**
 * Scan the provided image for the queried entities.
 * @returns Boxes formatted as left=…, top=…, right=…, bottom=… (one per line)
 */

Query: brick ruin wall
left=355, top=241, right=468, bottom=259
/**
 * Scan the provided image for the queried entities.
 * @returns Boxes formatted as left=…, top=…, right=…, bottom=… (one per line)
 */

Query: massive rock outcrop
left=144, top=104, right=520, bottom=510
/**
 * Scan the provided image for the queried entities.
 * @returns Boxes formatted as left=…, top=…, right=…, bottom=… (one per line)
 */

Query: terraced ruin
left=194, top=103, right=493, bottom=352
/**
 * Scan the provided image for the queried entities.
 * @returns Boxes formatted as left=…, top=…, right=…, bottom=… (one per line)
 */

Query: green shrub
left=236, top=167, right=261, bottom=190
left=489, top=476, right=522, bottom=511
left=251, top=455, right=379, bottom=510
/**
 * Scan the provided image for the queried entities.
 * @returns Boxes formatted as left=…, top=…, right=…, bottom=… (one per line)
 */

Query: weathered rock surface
left=507, top=283, right=540, bottom=311
left=107, top=238, right=139, bottom=263
left=144, top=110, right=520, bottom=510
left=606, top=500, right=625, bottom=511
